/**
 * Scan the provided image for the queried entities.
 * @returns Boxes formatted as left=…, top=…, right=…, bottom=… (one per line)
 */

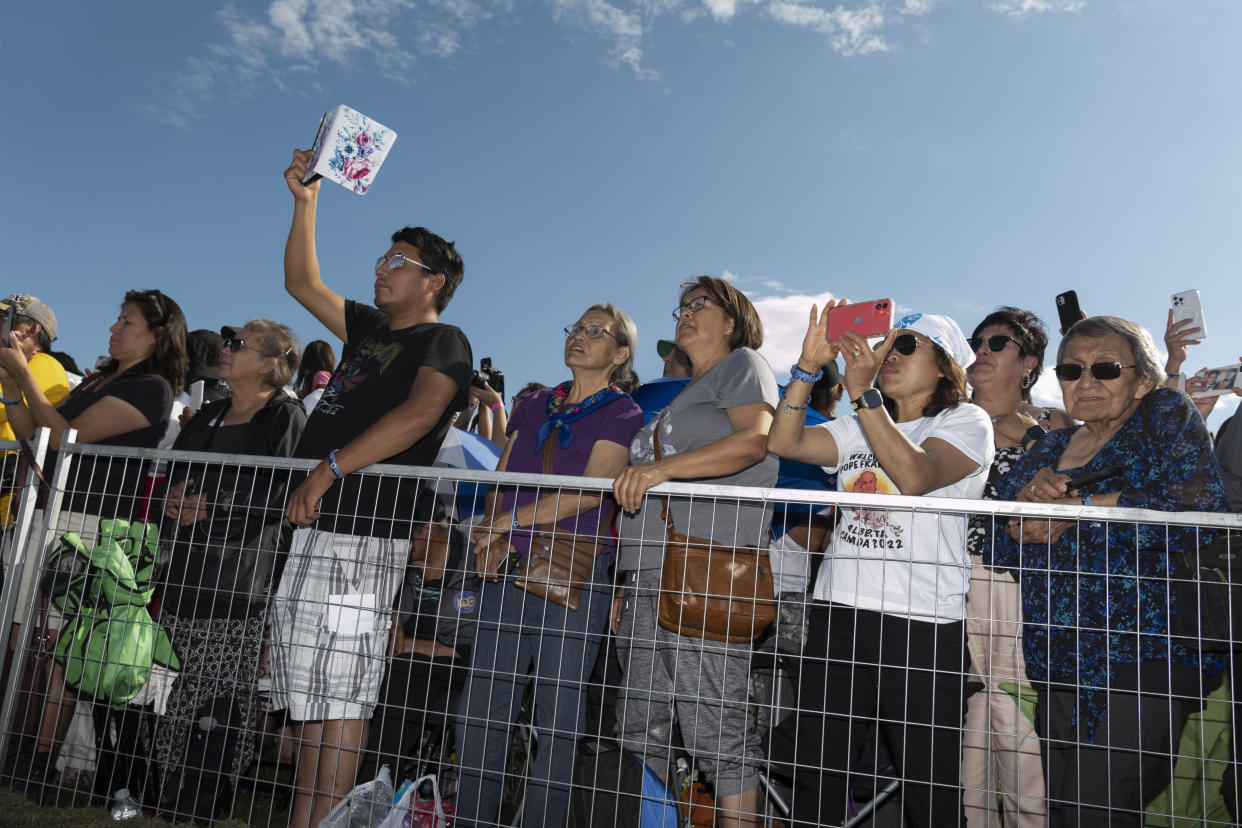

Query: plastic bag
left=379, top=774, right=454, bottom=828
left=319, top=765, right=394, bottom=828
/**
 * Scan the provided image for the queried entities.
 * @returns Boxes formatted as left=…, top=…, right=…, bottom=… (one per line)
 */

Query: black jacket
left=159, top=391, right=307, bottom=618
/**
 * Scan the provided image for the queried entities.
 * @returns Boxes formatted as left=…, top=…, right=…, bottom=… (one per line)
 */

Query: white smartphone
left=187, top=379, right=205, bottom=412
left=1192, top=364, right=1241, bottom=398
left=1171, top=289, right=1207, bottom=340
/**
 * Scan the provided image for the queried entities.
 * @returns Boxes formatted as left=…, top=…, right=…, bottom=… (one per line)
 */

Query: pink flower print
left=354, top=131, right=376, bottom=152
left=343, top=157, right=372, bottom=180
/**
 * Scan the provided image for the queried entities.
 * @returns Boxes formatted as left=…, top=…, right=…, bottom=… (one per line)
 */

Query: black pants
left=1034, top=661, right=1203, bottom=828
left=357, top=651, right=466, bottom=784
left=779, top=603, right=967, bottom=828
left=1223, top=651, right=1242, bottom=821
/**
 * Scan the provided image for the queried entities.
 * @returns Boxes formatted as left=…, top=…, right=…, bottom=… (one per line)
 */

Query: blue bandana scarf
left=534, top=381, right=625, bottom=452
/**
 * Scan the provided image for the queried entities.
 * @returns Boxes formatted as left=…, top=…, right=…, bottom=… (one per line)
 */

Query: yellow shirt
left=0, top=351, right=70, bottom=442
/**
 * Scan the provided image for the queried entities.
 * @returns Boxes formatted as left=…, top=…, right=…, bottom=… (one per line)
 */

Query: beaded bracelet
left=780, top=398, right=809, bottom=415
left=789, top=363, right=823, bottom=384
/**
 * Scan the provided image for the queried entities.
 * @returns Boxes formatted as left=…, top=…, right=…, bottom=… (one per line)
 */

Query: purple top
left=502, top=387, right=644, bottom=558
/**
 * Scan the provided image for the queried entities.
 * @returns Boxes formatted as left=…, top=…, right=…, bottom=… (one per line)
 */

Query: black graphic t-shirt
left=295, top=301, right=473, bottom=537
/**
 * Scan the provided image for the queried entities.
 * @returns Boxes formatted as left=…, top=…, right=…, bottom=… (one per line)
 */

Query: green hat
left=656, top=339, right=677, bottom=359
left=0, top=294, right=57, bottom=341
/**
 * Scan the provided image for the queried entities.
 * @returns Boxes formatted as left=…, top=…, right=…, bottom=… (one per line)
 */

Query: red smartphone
left=826, top=299, right=893, bottom=340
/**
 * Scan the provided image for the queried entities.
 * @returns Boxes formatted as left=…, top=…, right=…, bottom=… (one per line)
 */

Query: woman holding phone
left=0, top=289, right=186, bottom=802
left=767, top=304, right=992, bottom=828
left=992, top=316, right=1228, bottom=827
left=960, top=307, right=1072, bottom=827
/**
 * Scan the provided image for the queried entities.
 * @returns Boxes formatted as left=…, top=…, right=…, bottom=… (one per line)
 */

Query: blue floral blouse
left=992, top=388, right=1228, bottom=738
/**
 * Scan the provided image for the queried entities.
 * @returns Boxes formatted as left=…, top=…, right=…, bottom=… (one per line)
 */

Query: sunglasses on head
left=1054, top=362, right=1135, bottom=381
left=141, top=289, right=169, bottom=324
left=968, top=334, right=1017, bottom=353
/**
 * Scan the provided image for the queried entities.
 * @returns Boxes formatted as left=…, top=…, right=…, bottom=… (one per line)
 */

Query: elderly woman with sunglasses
left=152, top=321, right=306, bottom=822
left=990, top=315, right=1229, bottom=827
left=611, top=276, right=779, bottom=828
left=767, top=305, right=993, bottom=828
left=0, top=288, right=187, bottom=801
left=960, top=307, right=1073, bottom=828
left=456, top=303, right=643, bottom=828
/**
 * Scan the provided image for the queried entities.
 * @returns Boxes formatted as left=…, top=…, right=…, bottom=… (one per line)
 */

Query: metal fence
left=0, top=432, right=1239, bottom=826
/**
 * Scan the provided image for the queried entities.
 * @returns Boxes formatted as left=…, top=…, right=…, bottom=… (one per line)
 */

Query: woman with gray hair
left=153, top=320, right=307, bottom=822
left=457, top=303, right=644, bottom=828
left=992, top=315, right=1229, bottom=827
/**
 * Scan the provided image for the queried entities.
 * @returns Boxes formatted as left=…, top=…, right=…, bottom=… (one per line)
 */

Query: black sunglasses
left=1054, top=362, right=1136, bottom=381
left=968, top=335, right=1017, bottom=353
left=883, top=333, right=924, bottom=356
left=221, top=337, right=247, bottom=353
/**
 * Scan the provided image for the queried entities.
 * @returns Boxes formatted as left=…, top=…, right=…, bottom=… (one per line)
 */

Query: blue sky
left=3, top=0, right=1240, bottom=425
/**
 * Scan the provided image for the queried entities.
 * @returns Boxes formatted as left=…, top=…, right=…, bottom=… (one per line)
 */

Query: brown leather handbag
left=512, top=440, right=614, bottom=612
left=651, top=423, right=776, bottom=643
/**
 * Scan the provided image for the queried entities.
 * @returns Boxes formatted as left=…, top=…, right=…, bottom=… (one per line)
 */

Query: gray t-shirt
left=617, top=347, right=780, bottom=571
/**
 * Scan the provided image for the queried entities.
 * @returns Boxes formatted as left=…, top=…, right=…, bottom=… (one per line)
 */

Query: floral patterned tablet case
left=302, top=105, right=397, bottom=196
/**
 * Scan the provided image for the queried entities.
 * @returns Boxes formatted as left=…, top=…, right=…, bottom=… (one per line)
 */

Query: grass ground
left=0, top=753, right=293, bottom=827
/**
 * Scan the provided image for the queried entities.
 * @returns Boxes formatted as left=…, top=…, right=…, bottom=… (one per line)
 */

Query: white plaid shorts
left=267, top=527, right=405, bottom=721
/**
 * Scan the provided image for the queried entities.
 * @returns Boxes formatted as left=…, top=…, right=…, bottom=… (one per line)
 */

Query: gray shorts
left=614, top=568, right=761, bottom=798
left=267, top=527, right=404, bottom=721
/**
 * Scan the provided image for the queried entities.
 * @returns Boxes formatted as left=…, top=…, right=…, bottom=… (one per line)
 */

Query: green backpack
left=42, top=519, right=179, bottom=708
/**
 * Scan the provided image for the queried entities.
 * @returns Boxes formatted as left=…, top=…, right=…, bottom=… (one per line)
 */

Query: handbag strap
left=536, top=424, right=619, bottom=539
left=17, top=438, right=48, bottom=491
left=651, top=414, right=680, bottom=543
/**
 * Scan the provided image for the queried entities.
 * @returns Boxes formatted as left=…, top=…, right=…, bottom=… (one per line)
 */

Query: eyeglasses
left=1054, top=362, right=1136, bottom=381
left=886, top=333, right=929, bottom=356
left=968, top=335, right=1018, bottom=353
left=564, top=324, right=617, bottom=341
left=376, top=252, right=434, bottom=273
left=672, top=296, right=721, bottom=320
left=141, top=289, right=169, bottom=324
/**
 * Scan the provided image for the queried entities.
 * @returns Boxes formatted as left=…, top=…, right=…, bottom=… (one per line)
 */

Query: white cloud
left=1029, top=365, right=1062, bottom=409
left=1209, top=394, right=1241, bottom=433
left=750, top=289, right=839, bottom=381
left=767, top=1, right=889, bottom=55
left=701, top=0, right=762, bottom=21
left=150, top=0, right=1071, bottom=125
left=150, top=0, right=459, bottom=127
left=987, top=0, right=1085, bottom=20
left=550, top=0, right=655, bottom=77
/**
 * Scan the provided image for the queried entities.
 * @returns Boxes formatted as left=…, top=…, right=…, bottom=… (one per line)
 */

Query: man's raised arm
left=284, top=149, right=347, bottom=342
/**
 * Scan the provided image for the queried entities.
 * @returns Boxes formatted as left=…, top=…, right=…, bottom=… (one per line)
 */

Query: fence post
left=0, top=428, right=77, bottom=771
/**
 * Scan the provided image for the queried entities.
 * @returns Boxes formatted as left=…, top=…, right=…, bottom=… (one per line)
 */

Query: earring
left=1021, top=372, right=1034, bottom=391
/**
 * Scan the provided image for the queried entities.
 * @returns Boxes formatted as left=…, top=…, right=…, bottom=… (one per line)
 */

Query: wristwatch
left=850, top=388, right=883, bottom=412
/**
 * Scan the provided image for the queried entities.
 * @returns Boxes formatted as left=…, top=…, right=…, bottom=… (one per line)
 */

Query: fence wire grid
left=0, top=433, right=1238, bottom=827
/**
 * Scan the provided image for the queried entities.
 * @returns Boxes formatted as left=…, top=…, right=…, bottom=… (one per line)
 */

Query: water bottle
left=110, top=787, right=142, bottom=820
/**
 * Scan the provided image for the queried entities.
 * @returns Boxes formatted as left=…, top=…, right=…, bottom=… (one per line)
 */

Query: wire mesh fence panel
left=0, top=438, right=1238, bottom=826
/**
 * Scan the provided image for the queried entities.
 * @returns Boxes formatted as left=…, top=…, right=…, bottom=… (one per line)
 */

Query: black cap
left=187, top=329, right=224, bottom=380
left=814, top=360, right=843, bottom=391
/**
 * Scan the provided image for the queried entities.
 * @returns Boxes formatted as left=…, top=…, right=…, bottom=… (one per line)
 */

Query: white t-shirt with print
left=812, top=404, right=993, bottom=622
